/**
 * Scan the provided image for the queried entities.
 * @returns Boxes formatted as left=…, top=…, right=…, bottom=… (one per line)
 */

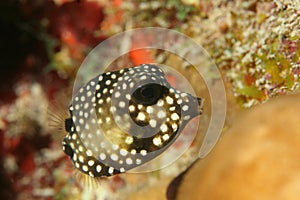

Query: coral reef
left=0, top=0, right=299, bottom=199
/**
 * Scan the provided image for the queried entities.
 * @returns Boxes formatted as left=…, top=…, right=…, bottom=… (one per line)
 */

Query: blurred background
left=0, top=0, right=299, bottom=199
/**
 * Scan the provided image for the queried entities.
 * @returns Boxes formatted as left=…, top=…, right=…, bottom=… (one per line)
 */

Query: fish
left=61, top=64, right=203, bottom=179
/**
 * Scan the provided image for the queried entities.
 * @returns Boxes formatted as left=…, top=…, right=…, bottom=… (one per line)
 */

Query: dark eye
left=132, top=84, right=164, bottom=105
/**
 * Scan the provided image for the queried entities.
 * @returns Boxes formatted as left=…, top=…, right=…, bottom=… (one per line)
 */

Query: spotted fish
left=62, top=64, right=203, bottom=178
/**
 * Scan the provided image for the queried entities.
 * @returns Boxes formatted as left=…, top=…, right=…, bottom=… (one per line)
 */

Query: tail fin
left=47, top=91, right=72, bottom=141
left=75, top=170, right=103, bottom=189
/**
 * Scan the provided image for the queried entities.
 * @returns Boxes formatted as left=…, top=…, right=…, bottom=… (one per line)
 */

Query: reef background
left=0, top=0, right=299, bottom=199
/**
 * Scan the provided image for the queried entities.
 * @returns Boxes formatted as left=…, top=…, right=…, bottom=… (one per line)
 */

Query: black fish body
left=62, top=64, right=203, bottom=178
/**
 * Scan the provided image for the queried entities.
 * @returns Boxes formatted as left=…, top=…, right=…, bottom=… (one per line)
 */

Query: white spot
left=140, top=75, right=147, bottom=80
left=112, top=145, right=119, bottom=150
left=96, top=84, right=101, bottom=90
left=162, top=134, right=170, bottom=141
left=129, top=105, right=135, bottom=112
left=182, top=105, right=189, bottom=111
left=108, top=167, right=114, bottom=174
left=125, top=136, right=133, bottom=144
left=126, top=158, right=133, bottom=165
left=166, top=96, right=174, bottom=104
left=99, top=153, right=106, bottom=160
left=106, top=97, right=111, bottom=103
left=157, top=110, right=166, bottom=119
left=105, top=80, right=111, bottom=85
left=70, top=142, right=75, bottom=149
left=89, top=172, right=94, bottom=177
left=79, top=155, right=84, bottom=163
left=96, top=165, right=102, bottom=173
left=157, top=99, right=164, bottom=106
left=122, top=83, right=127, bottom=90
left=111, top=74, right=117, bottom=79
left=129, top=82, right=134, bottom=88
left=98, top=99, right=104, bottom=106
left=120, top=149, right=128, bottom=156
left=177, top=99, right=183, bottom=104
left=140, top=150, right=147, bottom=156
left=105, top=117, right=111, bottom=123
left=75, top=162, right=80, bottom=168
left=86, top=150, right=93, bottom=156
left=137, top=104, right=143, bottom=110
left=114, top=91, right=120, bottom=98
left=172, top=123, right=178, bottom=131
left=136, top=112, right=146, bottom=121
left=160, top=124, right=168, bottom=132
left=90, top=81, right=95, bottom=86
left=184, top=115, right=190, bottom=120
left=171, top=113, right=180, bottom=121
left=126, top=94, right=131, bottom=100
left=98, top=76, right=103, bottom=81
left=136, top=159, right=142, bottom=165
left=110, top=154, right=119, bottom=161
left=103, top=88, right=108, bottom=94
left=153, top=137, right=162, bottom=146
left=78, top=145, right=83, bottom=152
left=131, top=149, right=136, bottom=155
left=79, top=118, right=84, bottom=124
left=73, top=154, right=77, bottom=161
left=88, top=160, right=95, bottom=166
left=119, top=101, right=125, bottom=108
left=120, top=168, right=125, bottom=173
left=110, top=106, right=116, bottom=113
left=146, top=106, right=153, bottom=114
left=74, top=104, right=80, bottom=111
left=87, top=91, right=92, bottom=97
left=149, top=119, right=157, bottom=128
left=72, top=134, right=77, bottom=140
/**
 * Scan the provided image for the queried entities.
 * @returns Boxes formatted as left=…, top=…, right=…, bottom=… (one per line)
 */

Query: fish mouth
left=197, top=97, right=204, bottom=114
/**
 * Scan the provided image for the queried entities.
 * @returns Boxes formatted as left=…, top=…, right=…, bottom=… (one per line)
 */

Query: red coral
left=47, top=0, right=105, bottom=47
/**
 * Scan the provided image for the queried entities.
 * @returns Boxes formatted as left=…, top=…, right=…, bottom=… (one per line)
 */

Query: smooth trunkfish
left=61, top=64, right=203, bottom=178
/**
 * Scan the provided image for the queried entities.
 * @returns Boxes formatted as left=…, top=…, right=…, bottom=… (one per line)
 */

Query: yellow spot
left=171, top=113, right=180, bottom=120
left=125, top=136, right=133, bottom=144
left=153, top=137, right=162, bottom=146
left=162, top=134, right=170, bottom=141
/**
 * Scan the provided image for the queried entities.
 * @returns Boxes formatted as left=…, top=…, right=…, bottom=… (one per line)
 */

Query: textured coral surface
left=0, top=0, right=299, bottom=200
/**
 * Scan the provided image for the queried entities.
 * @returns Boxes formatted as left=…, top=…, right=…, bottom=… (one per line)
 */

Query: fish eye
left=132, top=84, right=164, bottom=105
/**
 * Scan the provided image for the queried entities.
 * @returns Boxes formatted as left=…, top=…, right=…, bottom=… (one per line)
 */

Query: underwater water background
left=0, top=0, right=299, bottom=199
